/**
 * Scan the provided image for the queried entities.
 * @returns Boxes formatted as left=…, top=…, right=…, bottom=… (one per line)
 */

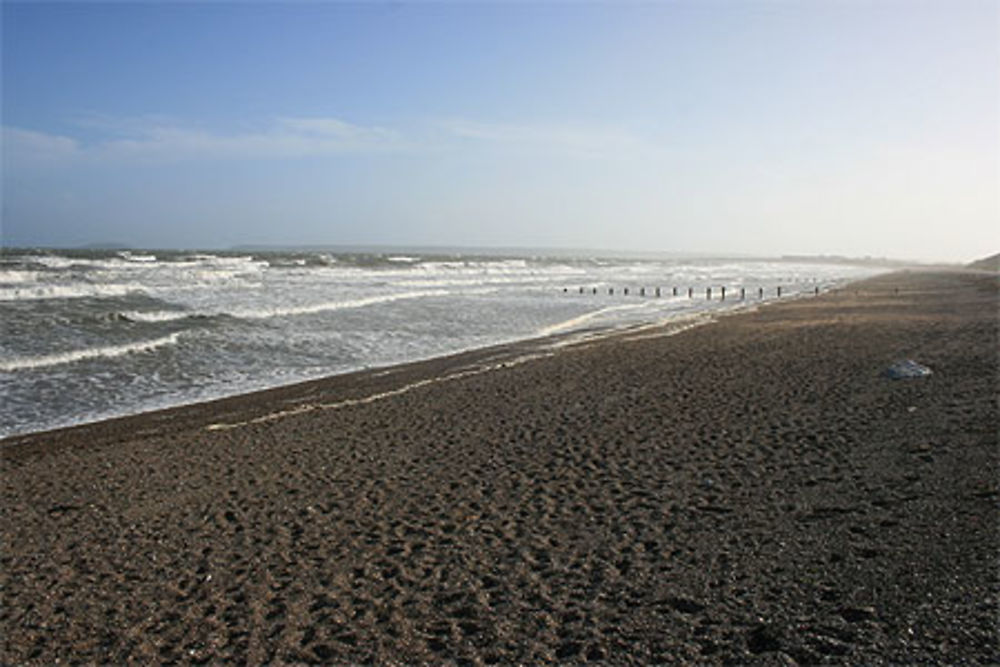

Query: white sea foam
left=537, top=302, right=652, bottom=337
left=0, top=283, right=141, bottom=301
left=118, top=251, right=158, bottom=263
left=230, top=289, right=449, bottom=319
left=120, top=310, right=192, bottom=323
left=385, top=261, right=582, bottom=289
left=415, top=259, right=532, bottom=274
left=115, top=289, right=450, bottom=322
left=392, top=276, right=541, bottom=289
left=195, top=254, right=265, bottom=270
left=205, top=348, right=554, bottom=432
left=0, top=333, right=182, bottom=372
left=25, top=254, right=150, bottom=271
left=25, top=255, right=85, bottom=269
left=175, top=253, right=259, bottom=265
left=0, top=270, right=39, bottom=284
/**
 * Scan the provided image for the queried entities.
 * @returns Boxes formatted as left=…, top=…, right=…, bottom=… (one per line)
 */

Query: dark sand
left=2, top=270, right=997, bottom=664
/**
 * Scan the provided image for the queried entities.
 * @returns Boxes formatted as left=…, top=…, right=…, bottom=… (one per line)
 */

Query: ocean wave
left=231, top=289, right=449, bottom=319
left=414, top=259, right=531, bottom=273
left=117, top=309, right=192, bottom=323
left=114, top=289, right=450, bottom=322
left=23, top=255, right=88, bottom=270
left=0, top=283, right=141, bottom=302
left=392, top=271, right=583, bottom=289
left=0, top=333, right=182, bottom=372
left=0, top=270, right=40, bottom=284
left=172, top=254, right=266, bottom=269
left=19, top=252, right=269, bottom=276
left=23, top=254, right=153, bottom=271
left=118, top=251, right=158, bottom=263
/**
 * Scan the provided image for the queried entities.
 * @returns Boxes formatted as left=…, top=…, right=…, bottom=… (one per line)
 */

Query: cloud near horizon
left=440, top=119, right=644, bottom=158
left=3, top=116, right=405, bottom=167
left=2, top=127, right=82, bottom=165
left=3, top=116, right=644, bottom=168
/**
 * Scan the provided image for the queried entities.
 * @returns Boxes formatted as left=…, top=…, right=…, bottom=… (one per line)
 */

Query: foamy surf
left=0, top=248, right=884, bottom=438
left=0, top=283, right=141, bottom=302
left=119, top=310, right=192, bottom=323
left=116, top=289, right=451, bottom=323
left=228, top=289, right=450, bottom=319
left=0, top=270, right=40, bottom=284
left=0, top=333, right=182, bottom=372
left=537, top=302, right=654, bottom=337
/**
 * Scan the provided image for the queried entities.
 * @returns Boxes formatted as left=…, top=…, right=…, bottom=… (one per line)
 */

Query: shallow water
left=0, top=249, right=881, bottom=437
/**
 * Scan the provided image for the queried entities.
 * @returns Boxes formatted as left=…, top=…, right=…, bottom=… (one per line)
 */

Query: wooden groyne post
left=563, top=279, right=822, bottom=301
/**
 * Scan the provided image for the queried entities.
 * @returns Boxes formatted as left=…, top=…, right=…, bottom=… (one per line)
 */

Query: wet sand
left=2, top=270, right=997, bottom=664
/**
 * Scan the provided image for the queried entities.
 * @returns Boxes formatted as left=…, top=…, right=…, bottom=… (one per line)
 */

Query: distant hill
left=967, top=253, right=1000, bottom=272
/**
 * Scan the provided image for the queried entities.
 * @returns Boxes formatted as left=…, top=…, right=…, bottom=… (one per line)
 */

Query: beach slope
left=2, top=270, right=997, bottom=663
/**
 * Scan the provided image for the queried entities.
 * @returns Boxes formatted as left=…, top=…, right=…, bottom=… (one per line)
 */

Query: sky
left=2, top=1, right=997, bottom=263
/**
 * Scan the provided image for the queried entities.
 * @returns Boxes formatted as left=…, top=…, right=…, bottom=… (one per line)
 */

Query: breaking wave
left=117, top=310, right=192, bottom=323
left=0, top=283, right=141, bottom=302
left=0, top=333, right=182, bottom=372
left=230, top=290, right=449, bottom=319
left=0, top=270, right=40, bottom=284
left=113, top=289, right=450, bottom=323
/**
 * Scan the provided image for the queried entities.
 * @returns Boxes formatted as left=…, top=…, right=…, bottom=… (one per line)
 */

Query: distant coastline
left=0, top=242, right=945, bottom=270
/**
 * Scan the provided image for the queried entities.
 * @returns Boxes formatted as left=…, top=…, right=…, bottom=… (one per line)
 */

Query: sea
left=0, top=248, right=883, bottom=439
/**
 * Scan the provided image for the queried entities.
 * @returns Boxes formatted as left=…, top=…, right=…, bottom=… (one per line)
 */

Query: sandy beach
left=2, top=269, right=997, bottom=664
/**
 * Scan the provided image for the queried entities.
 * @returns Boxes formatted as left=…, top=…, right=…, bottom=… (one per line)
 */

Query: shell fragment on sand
left=886, top=359, right=932, bottom=379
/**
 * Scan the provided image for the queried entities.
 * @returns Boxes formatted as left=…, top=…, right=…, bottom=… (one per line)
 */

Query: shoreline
left=2, top=311, right=689, bottom=452
left=0, top=289, right=739, bottom=450
left=0, top=273, right=857, bottom=450
left=3, top=269, right=997, bottom=663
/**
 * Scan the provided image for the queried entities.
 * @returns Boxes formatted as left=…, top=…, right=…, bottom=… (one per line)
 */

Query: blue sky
left=2, top=1, right=997, bottom=262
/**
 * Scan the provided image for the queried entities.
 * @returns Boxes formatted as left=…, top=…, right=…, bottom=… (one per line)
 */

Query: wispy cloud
left=276, top=117, right=396, bottom=142
left=3, top=115, right=649, bottom=168
left=3, top=116, right=403, bottom=166
left=2, top=127, right=82, bottom=165
left=441, top=119, right=644, bottom=157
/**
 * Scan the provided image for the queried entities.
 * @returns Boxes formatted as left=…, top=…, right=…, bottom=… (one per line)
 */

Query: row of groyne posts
left=562, top=281, right=823, bottom=301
